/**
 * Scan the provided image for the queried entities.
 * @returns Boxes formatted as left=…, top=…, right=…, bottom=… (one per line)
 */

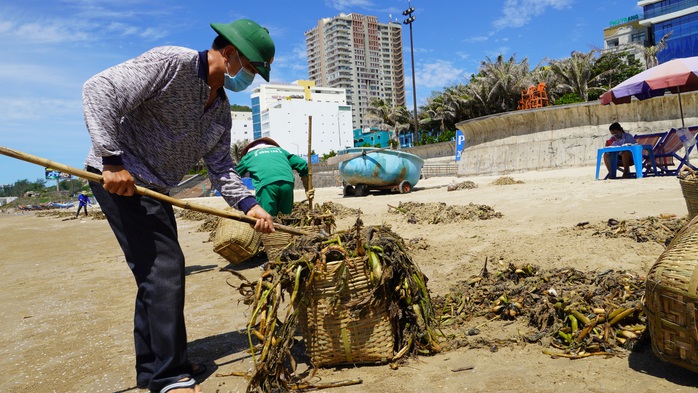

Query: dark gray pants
left=87, top=167, right=192, bottom=392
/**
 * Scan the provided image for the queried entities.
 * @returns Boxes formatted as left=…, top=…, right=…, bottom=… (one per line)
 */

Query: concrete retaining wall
left=455, top=91, right=698, bottom=176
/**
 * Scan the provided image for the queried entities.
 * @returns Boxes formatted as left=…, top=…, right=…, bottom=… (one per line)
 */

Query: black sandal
left=160, top=377, right=196, bottom=393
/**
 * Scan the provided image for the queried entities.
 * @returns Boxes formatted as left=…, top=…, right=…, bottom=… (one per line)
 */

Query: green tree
left=547, top=49, right=605, bottom=102
left=230, top=104, right=252, bottom=112
left=365, top=98, right=411, bottom=144
left=593, top=50, right=644, bottom=95
left=635, top=31, right=672, bottom=68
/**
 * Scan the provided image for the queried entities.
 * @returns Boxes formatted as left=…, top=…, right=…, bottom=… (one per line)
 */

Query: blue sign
left=455, top=130, right=465, bottom=162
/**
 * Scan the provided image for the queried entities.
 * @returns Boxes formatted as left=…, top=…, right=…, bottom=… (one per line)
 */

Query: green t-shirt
left=236, top=146, right=309, bottom=189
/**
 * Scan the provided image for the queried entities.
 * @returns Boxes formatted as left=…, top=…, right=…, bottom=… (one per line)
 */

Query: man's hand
left=102, top=165, right=136, bottom=196
left=305, top=188, right=315, bottom=200
left=246, top=205, right=275, bottom=234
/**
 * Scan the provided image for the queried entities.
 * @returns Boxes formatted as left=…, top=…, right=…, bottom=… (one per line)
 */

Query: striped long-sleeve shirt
left=83, top=46, right=255, bottom=211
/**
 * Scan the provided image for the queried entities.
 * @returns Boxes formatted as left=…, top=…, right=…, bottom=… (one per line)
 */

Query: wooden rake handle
left=0, top=145, right=312, bottom=237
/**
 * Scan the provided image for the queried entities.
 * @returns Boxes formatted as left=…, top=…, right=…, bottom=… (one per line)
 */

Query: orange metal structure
left=517, top=82, right=549, bottom=110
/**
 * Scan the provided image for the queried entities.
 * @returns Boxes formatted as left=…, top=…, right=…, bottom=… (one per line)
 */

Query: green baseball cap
left=211, top=19, right=275, bottom=82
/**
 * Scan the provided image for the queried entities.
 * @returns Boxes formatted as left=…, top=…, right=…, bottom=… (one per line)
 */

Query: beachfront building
left=637, top=0, right=698, bottom=63
left=249, top=80, right=354, bottom=156
left=305, top=13, right=406, bottom=130
left=602, top=14, right=649, bottom=66
left=353, top=127, right=393, bottom=148
left=230, top=111, right=253, bottom=143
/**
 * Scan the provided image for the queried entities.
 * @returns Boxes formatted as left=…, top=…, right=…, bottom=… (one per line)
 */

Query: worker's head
left=609, top=122, right=623, bottom=138
left=211, top=19, right=275, bottom=84
left=241, top=137, right=280, bottom=156
left=81, top=191, right=87, bottom=195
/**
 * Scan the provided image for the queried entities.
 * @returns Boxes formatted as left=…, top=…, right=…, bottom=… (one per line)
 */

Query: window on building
left=606, top=38, right=619, bottom=48
left=631, top=32, right=646, bottom=44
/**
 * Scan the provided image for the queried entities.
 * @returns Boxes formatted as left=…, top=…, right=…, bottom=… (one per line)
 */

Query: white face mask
left=224, top=53, right=255, bottom=92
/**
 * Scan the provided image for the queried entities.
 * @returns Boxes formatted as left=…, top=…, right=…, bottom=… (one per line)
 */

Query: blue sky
left=0, top=0, right=642, bottom=186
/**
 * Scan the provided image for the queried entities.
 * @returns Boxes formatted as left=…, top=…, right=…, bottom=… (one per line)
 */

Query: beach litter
left=388, top=201, right=502, bottom=224
left=567, top=215, right=687, bottom=245
left=226, top=218, right=440, bottom=392
left=434, top=259, right=648, bottom=359
left=447, top=180, right=477, bottom=191
left=491, top=176, right=524, bottom=185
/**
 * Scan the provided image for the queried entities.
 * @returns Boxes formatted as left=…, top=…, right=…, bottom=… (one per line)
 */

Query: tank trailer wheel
left=399, top=180, right=412, bottom=194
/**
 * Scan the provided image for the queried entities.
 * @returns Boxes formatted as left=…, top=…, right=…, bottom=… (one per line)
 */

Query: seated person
left=604, top=122, right=637, bottom=178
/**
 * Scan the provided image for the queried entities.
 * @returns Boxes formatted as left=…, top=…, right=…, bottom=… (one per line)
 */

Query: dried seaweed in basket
left=231, top=218, right=440, bottom=392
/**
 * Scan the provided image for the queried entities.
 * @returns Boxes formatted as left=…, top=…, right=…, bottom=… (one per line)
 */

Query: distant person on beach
left=75, top=191, right=91, bottom=218
left=81, top=19, right=276, bottom=393
left=604, top=122, right=637, bottom=179
left=235, top=137, right=314, bottom=216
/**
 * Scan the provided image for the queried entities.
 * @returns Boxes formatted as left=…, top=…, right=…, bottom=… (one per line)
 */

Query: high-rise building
left=305, top=13, right=406, bottom=130
left=230, top=111, right=253, bottom=143
left=249, top=80, right=354, bottom=156
left=637, top=0, right=698, bottom=63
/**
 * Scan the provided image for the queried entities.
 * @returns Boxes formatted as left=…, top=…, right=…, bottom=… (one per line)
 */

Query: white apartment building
left=305, top=13, right=406, bottom=130
left=230, top=111, right=253, bottom=143
left=250, top=80, right=354, bottom=156
left=602, top=14, right=649, bottom=66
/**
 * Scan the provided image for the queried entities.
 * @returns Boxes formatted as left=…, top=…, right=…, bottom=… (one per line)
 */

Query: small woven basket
left=299, top=256, right=394, bottom=367
left=678, top=168, right=698, bottom=220
left=644, top=215, right=698, bottom=373
left=261, top=224, right=329, bottom=261
left=212, top=216, right=262, bottom=264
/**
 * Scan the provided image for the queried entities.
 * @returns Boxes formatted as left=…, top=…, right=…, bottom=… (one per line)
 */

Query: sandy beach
left=1, top=165, right=697, bottom=393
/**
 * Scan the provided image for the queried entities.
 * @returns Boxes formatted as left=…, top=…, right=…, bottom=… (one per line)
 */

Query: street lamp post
left=403, top=2, right=418, bottom=147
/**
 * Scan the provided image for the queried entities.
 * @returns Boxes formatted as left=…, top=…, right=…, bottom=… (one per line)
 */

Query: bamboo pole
left=306, top=115, right=314, bottom=210
left=0, top=145, right=311, bottom=236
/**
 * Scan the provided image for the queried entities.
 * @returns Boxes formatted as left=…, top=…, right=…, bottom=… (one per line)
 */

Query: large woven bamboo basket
left=678, top=168, right=698, bottom=220
left=212, top=217, right=262, bottom=264
left=299, top=256, right=394, bottom=367
left=644, top=215, right=698, bottom=373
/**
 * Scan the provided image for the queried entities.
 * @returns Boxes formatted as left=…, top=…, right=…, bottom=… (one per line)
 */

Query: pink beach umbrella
left=600, top=56, right=698, bottom=128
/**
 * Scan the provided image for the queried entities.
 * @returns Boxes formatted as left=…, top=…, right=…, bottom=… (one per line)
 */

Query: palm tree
left=419, top=95, right=455, bottom=139
left=365, top=99, right=411, bottom=145
left=547, top=49, right=605, bottom=102
left=637, top=31, right=672, bottom=68
left=477, top=54, right=532, bottom=112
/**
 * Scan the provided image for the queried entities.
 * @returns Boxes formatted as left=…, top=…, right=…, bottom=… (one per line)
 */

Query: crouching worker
left=604, top=122, right=637, bottom=179
left=236, top=137, right=314, bottom=216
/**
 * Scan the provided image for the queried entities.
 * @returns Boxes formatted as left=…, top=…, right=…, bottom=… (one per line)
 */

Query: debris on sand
left=388, top=201, right=502, bottom=224
left=434, top=261, right=647, bottom=359
left=447, top=181, right=477, bottom=191
left=491, top=176, right=524, bottom=185
left=565, top=215, right=687, bottom=245
left=229, top=219, right=440, bottom=392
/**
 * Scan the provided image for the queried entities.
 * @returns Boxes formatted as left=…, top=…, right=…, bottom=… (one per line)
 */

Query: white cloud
left=412, top=60, right=465, bottom=90
left=0, top=97, right=80, bottom=122
left=494, top=0, right=573, bottom=30
left=324, top=0, right=375, bottom=11
left=485, top=47, right=512, bottom=59
left=464, top=36, right=489, bottom=44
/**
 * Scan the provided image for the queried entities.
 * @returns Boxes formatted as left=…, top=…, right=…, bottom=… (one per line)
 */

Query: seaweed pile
left=229, top=219, right=440, bottom=392
left=566, top=215, right=687, bottom=245
left=434, top=261, right=647, bottom=359
left=491, top=176, right=524, bottom=185
left=446, top=181, right=477, bottom=191
left=388, top=201, right=502, bottom=224
left=35, top=209, right=106, bottom=220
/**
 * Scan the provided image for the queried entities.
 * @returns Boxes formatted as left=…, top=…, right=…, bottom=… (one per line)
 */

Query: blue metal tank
left=338, top=147, right=424, bottom=196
